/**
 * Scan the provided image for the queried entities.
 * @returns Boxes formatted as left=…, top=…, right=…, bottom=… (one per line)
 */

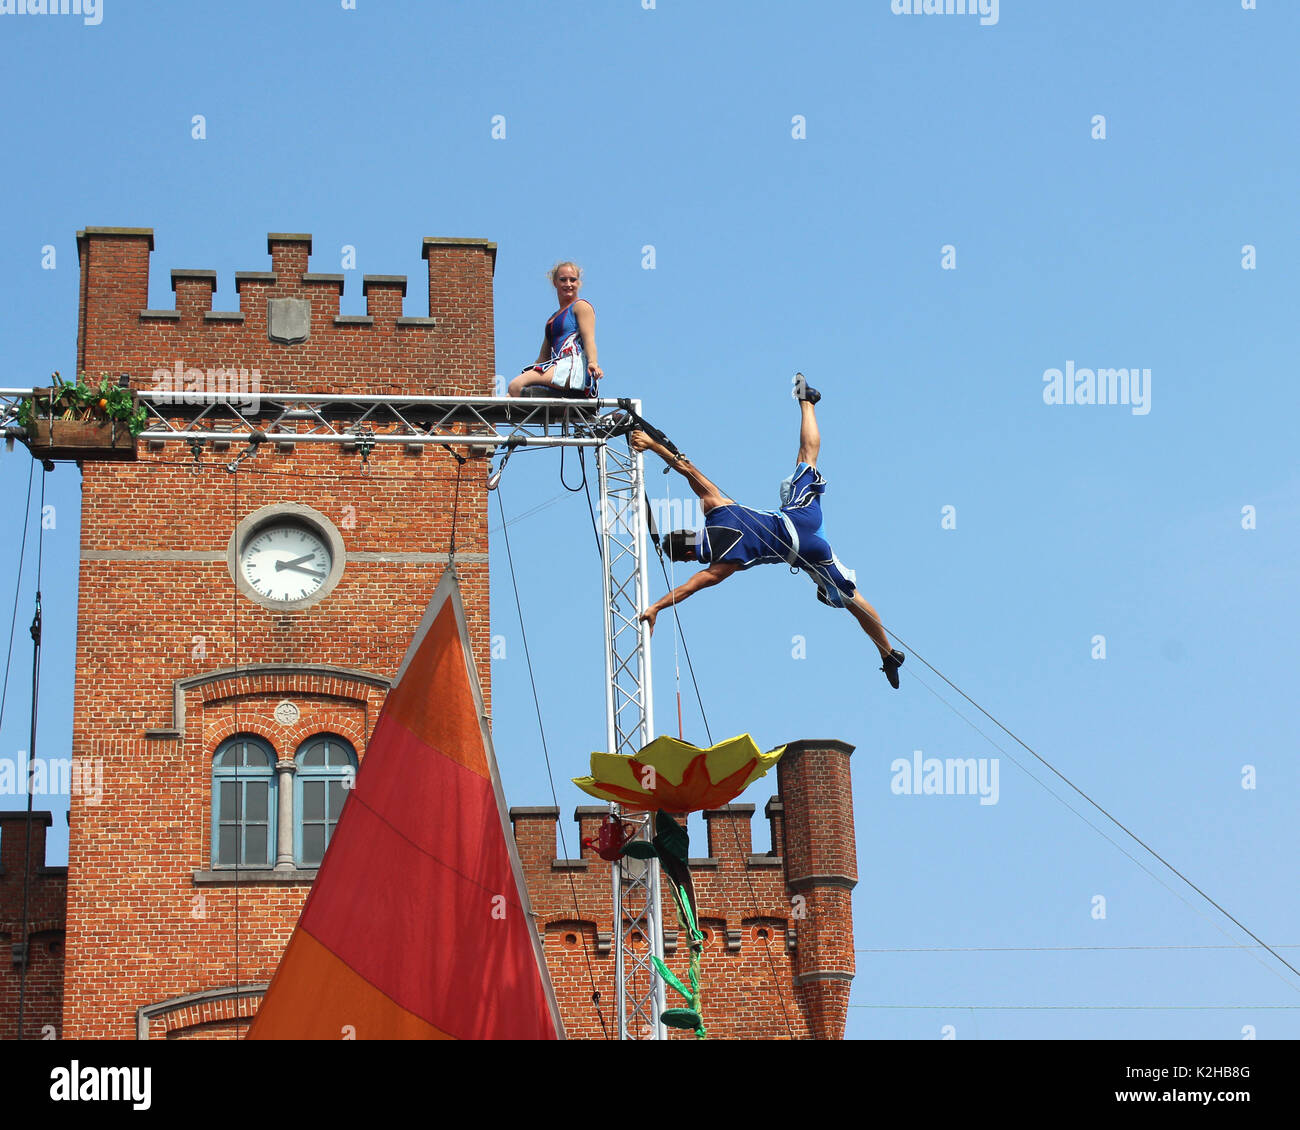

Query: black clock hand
left=278, top=562, right=326, bottom=580
left=274, top=554, right=316, bottom=572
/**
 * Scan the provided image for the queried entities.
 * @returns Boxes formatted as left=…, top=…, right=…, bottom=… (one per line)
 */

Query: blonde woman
left=507, top=261, right=603, bottom=397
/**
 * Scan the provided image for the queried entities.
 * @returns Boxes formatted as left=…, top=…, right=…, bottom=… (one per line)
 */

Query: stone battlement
left=74, top=228, right=498, bottom=396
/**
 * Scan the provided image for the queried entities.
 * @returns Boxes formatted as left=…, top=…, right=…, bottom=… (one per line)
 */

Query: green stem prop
left=625, top=811, right=706, bottom=1038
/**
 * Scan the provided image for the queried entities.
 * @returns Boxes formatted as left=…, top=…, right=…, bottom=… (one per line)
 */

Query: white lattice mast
left=596, top=404, right=667, bottom=1041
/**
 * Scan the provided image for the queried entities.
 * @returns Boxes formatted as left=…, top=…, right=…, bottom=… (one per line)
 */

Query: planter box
left=21, top=388, right=139, bottom=462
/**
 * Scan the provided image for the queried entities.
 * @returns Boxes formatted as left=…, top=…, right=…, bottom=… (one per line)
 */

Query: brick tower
left=63, top=228, right=495, bottom=1038
left=776, top=739, right=858, bottom=1039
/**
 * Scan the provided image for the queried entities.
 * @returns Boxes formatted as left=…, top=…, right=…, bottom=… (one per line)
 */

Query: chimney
left=776, top=739, right=856, bottom=1040
left=76, top=227, right=154, bottom=369
left=0, top=810, right=53, bottom=880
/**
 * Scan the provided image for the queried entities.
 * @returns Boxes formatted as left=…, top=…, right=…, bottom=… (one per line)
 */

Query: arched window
left=212, top=735, right=277, bottom=868
left=294, top=735, right=357, bottom=867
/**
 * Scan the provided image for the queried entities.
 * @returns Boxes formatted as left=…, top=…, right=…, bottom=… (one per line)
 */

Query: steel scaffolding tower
left=596, top=427, right=667, bottom=1040
left=0, top=387, right=667, bottom=1040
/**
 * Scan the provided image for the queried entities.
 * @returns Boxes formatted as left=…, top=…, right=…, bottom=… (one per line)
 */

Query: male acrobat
left=633, top=378, right=905, bottom=688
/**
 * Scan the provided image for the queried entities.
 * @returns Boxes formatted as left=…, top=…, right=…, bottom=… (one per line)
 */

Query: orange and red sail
left=248, top=571, right=563, bottom=1040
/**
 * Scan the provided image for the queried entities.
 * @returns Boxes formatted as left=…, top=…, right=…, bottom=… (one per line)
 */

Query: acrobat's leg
left=797, top=399, right=820, bottom=467
left=632, top=432, right=733, bottom=513
left=793, top=375, right=821, bottom=466
left=846, top=591, right=892, bottom=661
left=508, top=367, right=559, bottom=397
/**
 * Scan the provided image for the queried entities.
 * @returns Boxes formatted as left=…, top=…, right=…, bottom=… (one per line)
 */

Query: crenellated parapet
left=74, top=227, right=497, bottom=397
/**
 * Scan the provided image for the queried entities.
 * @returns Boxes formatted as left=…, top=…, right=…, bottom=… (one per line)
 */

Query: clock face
left=240, top=524, right=333, bottom=603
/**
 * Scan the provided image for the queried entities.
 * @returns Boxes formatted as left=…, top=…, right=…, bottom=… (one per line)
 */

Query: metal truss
left=598, top=414, right=667, bottom=1041
left=1, top=388, right=630, bottom=454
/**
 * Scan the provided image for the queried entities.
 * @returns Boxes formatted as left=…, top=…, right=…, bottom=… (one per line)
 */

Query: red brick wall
left=0, top=813, right=67, bottom=1040
left=514, top=803, right=810, bottom=1040
left=63, top=229, right=495, bottom=1039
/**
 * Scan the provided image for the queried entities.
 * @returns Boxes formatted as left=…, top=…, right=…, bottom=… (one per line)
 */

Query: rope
left=446, top=449, right=467, bottom=562
left=899, top=657, right=1300, bottom=994
left=851, top=1002, right=1300, bottom=1011
left=662, top=477, right=683, bottom=740
left=14, top=465, right=44, bottom=1040
left=495, top=486, right=611, bottom=1039
left=559, top=442, right=586, bottom=493
left=231, top=459, right=241, bottom=1035
left=576, top=447, right=603, bottom=562
left=885, top=625, right=1300, bottom=987
left=858, top=942, right=1300, bottom=953
left=0, top=458, right=34, bottom=735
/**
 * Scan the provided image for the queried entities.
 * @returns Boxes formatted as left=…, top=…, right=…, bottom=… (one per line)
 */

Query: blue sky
left=1, top=0, right=1298, bottom=1040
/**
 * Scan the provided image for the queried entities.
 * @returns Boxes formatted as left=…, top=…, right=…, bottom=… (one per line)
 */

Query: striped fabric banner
left=247, top=570, right=563, bottom=1040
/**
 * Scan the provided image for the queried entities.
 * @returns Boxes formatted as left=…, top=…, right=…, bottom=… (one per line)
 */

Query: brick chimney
left=0, top=811, right=52, bottom=879
left=75, top=227, right=154, bottom=369
left=776, top=739, right=856, bottom=1040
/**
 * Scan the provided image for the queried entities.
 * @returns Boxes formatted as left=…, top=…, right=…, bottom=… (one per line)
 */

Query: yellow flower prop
left=573, top=734, right=785, bottom=813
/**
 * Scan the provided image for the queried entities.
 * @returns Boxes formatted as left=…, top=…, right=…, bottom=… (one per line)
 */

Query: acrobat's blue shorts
left=778, top=463, right=859, bottom=609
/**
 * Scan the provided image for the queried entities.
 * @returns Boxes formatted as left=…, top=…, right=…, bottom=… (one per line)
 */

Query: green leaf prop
left=653, top=811, right=690, bottom=864
left=651, top=956, right=691, bottom=1001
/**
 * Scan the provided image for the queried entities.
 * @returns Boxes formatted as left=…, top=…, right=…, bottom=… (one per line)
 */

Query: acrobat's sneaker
left=794, top=373, right=821, bottom=404
left=880, top=648, right=905, bottom=689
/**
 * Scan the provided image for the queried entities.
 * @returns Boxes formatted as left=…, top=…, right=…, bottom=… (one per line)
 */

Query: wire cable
left=849, top=1002, right=1300, bottom=1011
left=886, top=625, right=1300, bottom=989
left=16, top=467, right=46, bottom=1040
left=899, top=658, right=1300, bottom=994
left=0, top=455, right=34, bottom=733
left=0, top=458, right=35, bottom=736
left=231, top=460, right=242, bottom=1035
left=857, top=943, right=1300, bottom=953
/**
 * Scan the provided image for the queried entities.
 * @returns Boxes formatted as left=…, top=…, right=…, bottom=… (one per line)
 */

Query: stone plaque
left=267, top=298, right=311, bottom=345
left=274, top=700, right=300, bottom=727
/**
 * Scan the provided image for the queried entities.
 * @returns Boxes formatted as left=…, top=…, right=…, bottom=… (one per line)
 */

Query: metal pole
left=597, top=419, right=666, bottom=1040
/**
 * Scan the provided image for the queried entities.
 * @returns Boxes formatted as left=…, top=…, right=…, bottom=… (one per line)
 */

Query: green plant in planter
left=17, top=372, right=148, bottom=437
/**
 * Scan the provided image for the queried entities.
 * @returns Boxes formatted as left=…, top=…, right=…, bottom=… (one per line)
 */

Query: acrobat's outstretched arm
left=639, top=561, right=739, bottom=636
left=628, top=430, right=733, bottom=511
left=573, top=299, right=603, bottom=383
